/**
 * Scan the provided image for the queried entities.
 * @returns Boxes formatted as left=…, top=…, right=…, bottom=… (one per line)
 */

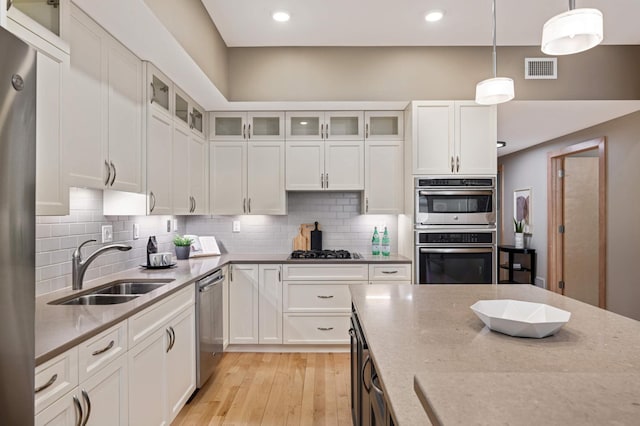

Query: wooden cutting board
left=293, top=226, right=308, bottom=251
left=300, top=223, right=316, bottom=250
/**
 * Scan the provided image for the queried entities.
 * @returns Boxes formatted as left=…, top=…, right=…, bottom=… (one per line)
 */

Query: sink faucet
left=72, top=239, right=132, bottom=290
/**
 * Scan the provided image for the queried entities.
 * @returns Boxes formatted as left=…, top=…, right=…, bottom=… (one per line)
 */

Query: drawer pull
left=382, top=270, right=399, bottom=274
left=73, top=395, right=83, bottom=426
left=317, top=295, right=334, bottom=299
left=34, top=373, right=58, bottom=393
left=91, top=340, right=114, bottom=356
left=317, top=327, right=334, bottom=331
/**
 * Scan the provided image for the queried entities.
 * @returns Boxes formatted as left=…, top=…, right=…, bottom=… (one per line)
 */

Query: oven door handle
left=418, top=190, right=493, bottom=196
left=418, top=247, right=493, bottom=254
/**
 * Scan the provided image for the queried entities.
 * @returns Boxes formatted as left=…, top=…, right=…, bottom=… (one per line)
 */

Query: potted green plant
left=513, top=219, right=525, bottom=249
left=173, top=235, right=193, bottom=260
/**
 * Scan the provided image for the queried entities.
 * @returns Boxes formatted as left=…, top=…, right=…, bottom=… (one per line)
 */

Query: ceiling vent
left=525, top=57, right=557, bottom=79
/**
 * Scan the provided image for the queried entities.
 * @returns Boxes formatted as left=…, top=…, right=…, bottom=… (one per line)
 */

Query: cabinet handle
left=382, top=270, right=398, bottom=274
left=169, top=326, right=176, bottom=351
left=451, top=156, right=454, bottom=173
left=104, top=160, right=111, bottom=186
left=317, top=295, right=334, bottom=299
left=34, top=373, right=58, bottom=393
left=326, top=173, right=329, bottom=189
left=91, top=340, right=114, bottom=356
left=7, top=0, right=13, bottom=11
left=73, top=395, right=83, bottom=426
left=242, top=124, right=246, bottom=139
left=110, top=162, right=116, bottom=186
left=189, top=112, right=194, bottom=129
left=320, top=173, right=324, bottom=189
left=365, top=123, right=369, bottom=138
left=166, top=328, right=172, bottom=352
left=317, top=327, right=334, bottom=331
left=278, top=267, right=281, bottom=282
left=149, top=191, right=156, bottom=213
left=366, top=197, right=369, bottom=213
left=243, top=198, right=247, bottom=214
left=192, top=196, right=197, bottom=213
left=247, top=124, right=251, bottom=139
left=81, top=389, right=91, bottom=426
left=248, top=198, right=251, bottom=213
left=320, top=124, right=324, bottom=139
left=230, top=265, right=233, bottom=282
left=325, top=124, right=329, bottom=139
left=456, top=156, right=460, bottom=173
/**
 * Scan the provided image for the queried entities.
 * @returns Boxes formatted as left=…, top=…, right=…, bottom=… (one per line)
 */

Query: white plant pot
left=515, top=233, right=524, bottom=249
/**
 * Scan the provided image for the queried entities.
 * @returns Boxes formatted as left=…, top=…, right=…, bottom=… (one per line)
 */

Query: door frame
left=547, top=137, right=606, bottom=308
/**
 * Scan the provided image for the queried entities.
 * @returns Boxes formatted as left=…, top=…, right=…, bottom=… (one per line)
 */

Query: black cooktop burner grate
left=290, top=249, right=353, bottom=259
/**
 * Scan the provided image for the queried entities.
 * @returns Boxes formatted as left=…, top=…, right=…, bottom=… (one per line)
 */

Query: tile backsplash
left=36, top=190, right=398, bottom=296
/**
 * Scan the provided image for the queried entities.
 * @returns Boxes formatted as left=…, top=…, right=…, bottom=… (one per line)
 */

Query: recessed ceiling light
left=425, top=10, right=445, bottom=22
left=272, top=11, right=290, bottom=22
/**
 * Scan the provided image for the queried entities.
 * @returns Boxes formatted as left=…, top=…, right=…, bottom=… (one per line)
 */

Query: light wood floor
left=173, top=352, right=352, bottom=426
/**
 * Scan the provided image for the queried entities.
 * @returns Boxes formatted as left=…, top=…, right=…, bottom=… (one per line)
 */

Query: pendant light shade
left=475, top=0, right=515, bottom=105
left=475, top=77, right=515, bottom=105
left=541, top=7, right=603, bottom=55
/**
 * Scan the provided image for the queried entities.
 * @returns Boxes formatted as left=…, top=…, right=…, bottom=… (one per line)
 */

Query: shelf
left=497, top=246, right=536, bottom=286
left=499, top=264, right=531, bottom=272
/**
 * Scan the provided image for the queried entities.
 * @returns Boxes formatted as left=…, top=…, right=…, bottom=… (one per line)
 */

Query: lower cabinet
left=165, top=307, right=196, bottom=420
left=35, top=388, right=80, bottom=426
left=129, top=327, right=166, bottom=426
left=78, top=354, right=129, bottom=426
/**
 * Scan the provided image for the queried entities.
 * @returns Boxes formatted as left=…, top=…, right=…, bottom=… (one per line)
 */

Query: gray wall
left=228, top=46, right=640, bottom=101
left=498, top=111, right=640, bottom=321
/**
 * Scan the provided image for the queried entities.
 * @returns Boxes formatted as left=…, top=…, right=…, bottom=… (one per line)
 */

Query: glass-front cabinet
left=10, top=0, right=64, bottom=37
left=209, top=112, right=284, bottom=141
left=365, top=111, right=404, bottom=140
left=174, top=90, right=189, bottom=128
left=148, top=65, right=172, bottom=117
left=286, top=111, right=363, bottom=140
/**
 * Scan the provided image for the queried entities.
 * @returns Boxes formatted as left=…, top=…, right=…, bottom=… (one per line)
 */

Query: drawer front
left=368, top=264, right=411, bottom=281
left=35, top=347, right=79, bottom=414
left=284, top=282, right=365, bottom=312
left=129, top=284, right=195, bottom=347
left=283, top=314, right=350, bottom=344
left=78, top=321, right=127, bottom=383
left=283, top=264, right=368, bottom=281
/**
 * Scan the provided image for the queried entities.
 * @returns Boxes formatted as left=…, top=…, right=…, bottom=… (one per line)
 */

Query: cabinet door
left=259, top=265, right=283, bottom=344
left=147, top=64, right=172, bottom=118
left=285, top=141, right=324, bottom=190
left=247, top=142, right=286, bottom=215
left=147, top=110, right=173, bottom=215
left=65, top=5, right=108, bottom=189
left=171, top=125, right=191, bottom=215
left=364, top=141, right=403, bottom=214
left=414, top=103, right=454, bottom=175
left=106, top=39, right=143, bottom=193
left=190, top=104, right=205, bottom=137
left=7, top=16, right=70, bottom=216
left=326, top=111, right=363, bottom=140
left=229, top=264, right=259, bottom=344
left=166, top=307, right=196, bottom=423
left=128, top=329, right=167, bottom=426
left=455, top=102, right=497, bottom=175
left=248, top=112, right=284, bottom=140
left=35, top=389, right=80, bottom=426
left=286, top=112, right=323, bottom=140
left=173, top=89, right=190, bottom=129
left=189, top=135, right=208, bottom=215
left=209, top=112, right=247, bottom=141
left=325, top=141, right=364, bottom=190
left=78, top=355, right=128, bottom=426
left=365, top=111, right=404, bottom=141
left=209, top=142, right=247, bottom=215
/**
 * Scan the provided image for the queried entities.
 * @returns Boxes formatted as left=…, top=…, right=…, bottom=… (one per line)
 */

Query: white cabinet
left=229, top=264, right=259, bottom=344
left=128, top=327, right=166, bottom=426
left=365, top=111, right=404, bottom=141
left=147, top=106, right=173, bottom=215
left=210, top=111, right=284, bottom=141
left=210, top=141, right=285, bottom=215
left=77, top=354, right=128, bottom=426
left=188, top=135, right=208, bottom=214
left=6, top=9, right=69, bottom=215
left=35, top=348, right=78, bottom=416
left=35, top=388, right=80, bottom=426
left=165, top=307, right=196, bottom=421
left=413, top=101, right=496, bottom=175
left=364, top=140, right=404, bottom=214
left=64, top=4, right=143, bottom=192
left=368, top=264, right=412, bottom=284
left=259, top=264, right=283, bottom=344
left=286, top=111, right=363, bottom=141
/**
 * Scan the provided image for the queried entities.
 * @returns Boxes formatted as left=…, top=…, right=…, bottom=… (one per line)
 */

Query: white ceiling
left=202, top=0, right=640, bottom=47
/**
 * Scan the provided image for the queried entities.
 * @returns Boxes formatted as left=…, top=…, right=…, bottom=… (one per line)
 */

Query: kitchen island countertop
left=350, top=284, right=640, bottom=426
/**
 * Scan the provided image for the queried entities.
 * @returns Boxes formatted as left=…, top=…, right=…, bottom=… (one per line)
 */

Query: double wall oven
left=414, top=177, right=497, bottom=285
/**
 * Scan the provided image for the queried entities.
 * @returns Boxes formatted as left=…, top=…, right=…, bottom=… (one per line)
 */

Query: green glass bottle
left=371, top=227, right=380, bottom=255
left=381, top=227, right=390, bottom=256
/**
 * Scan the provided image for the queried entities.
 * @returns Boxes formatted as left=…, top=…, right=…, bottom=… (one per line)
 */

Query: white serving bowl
left=470, top=299, right=571, bottom=338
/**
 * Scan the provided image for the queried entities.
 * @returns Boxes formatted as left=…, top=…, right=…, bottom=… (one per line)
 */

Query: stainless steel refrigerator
left=0, top=25, right=37, bottom=424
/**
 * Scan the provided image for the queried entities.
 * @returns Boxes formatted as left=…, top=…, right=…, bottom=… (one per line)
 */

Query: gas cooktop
left=289, top=249, right=361, bottom=260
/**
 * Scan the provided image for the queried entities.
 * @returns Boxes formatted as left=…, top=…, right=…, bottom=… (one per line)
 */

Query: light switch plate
left=133, top=223, right=140, bottom=240
left=101, top=225, right=113, bottom=243
left=232, top=221, right=241, bottom=233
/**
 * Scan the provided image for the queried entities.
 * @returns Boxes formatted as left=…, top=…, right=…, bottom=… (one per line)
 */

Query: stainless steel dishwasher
left=195, top=268, right=224, bottom=388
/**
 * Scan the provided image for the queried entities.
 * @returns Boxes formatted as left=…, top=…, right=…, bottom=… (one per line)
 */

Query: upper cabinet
left=209, top=112, right=284, bottom=141
left=63, top=4, right=143, bottom=193
left=412, top=101, right=496, bottom=175
left=365, top=111, right=404, bottom=141
left=6, top=7, right=70, bottom=215
left=286, top=111, right=363, bottom=141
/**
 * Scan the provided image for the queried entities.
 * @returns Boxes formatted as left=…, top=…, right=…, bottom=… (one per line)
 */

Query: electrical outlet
left=101, top=225, right=113, bottom=243
left=232, top=221, right=241, bottom=233
left=133, top=223, right=140, bottom=240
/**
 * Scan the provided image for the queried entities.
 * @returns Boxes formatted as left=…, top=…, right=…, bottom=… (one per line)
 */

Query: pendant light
left=475, top=0, right=514, bottom=105
left=541, top=0, right=603, bottom=55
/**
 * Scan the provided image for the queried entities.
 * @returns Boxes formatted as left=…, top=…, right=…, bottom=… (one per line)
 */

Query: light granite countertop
left=349, top=284, right=640, bottom=426
left=36, top=253, right=409, bottom=365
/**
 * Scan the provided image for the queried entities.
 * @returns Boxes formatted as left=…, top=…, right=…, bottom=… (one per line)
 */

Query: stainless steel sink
left=56, top=294, right=140, bottom=306
left=49, top=278, right=174, bottom=305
